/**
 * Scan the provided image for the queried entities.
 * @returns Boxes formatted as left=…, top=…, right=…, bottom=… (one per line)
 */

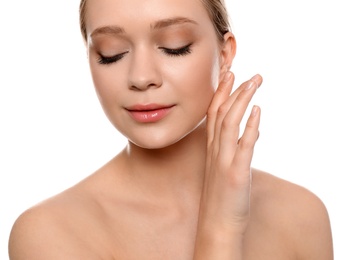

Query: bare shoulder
left=8, top=187, right=99, bottom=259
left=8, top=169, right=113, bottom=260
left=8, top=155, right=127, bottom=259
left=249, top=168, right=333, bottom=259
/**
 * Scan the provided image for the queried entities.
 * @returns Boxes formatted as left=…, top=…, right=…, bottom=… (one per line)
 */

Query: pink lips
left=125, top=104, right=175, bottom=123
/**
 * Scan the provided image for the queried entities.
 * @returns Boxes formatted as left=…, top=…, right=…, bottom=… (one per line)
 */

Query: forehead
left=85, top=0, right=212, bottom=35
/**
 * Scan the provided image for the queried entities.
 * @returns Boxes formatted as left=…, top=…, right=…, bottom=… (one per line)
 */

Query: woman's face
left=85, top=0, right=233, bottom=149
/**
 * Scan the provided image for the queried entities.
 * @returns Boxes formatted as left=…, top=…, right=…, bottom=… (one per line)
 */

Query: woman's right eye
left=98, top=51, right=129, bottom=65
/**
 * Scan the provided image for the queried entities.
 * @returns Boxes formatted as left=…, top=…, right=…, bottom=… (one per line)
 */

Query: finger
left=213, top=74, right=262, bottom=148
left=216, top=78, right=259, bottom=164
left=237, top=130, right=259, bottom=144
left=206, top=71, right=234, bottom=146
left=221, top=74, right=263, bottom=116
left=232, top=105, right=261, bottom=173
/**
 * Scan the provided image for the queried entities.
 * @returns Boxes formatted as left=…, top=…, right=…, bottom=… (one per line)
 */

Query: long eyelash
left=97, top=44, right=192, bottom=65
left=98, top=52, right=128, bottom=65
left=160, top=44, right=192, bottom=57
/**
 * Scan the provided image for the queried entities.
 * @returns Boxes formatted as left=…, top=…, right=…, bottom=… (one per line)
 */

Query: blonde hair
left=79, top=0, right=231, bottom=42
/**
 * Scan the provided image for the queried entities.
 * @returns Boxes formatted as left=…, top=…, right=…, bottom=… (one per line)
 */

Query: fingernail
left=251, top=74, right=261, bottom=88
left=245, top=80, right=257, bottom=90
left=223, top=71, right=232, bottom=82
left=251, top=105, right=259, bottom=116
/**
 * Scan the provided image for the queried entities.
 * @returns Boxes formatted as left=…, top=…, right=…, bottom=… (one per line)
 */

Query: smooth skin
left=9, top=0, right=333, bottom=259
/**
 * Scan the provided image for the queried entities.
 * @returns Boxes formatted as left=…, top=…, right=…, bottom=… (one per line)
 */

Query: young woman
left=9, top=0, right=333, bottom=259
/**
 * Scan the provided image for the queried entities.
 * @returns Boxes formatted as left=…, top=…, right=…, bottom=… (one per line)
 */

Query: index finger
left=206, top=71, right=234, bottom=146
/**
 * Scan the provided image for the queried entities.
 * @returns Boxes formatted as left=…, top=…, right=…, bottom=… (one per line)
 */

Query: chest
left=89, top=214, right=294, bottom=260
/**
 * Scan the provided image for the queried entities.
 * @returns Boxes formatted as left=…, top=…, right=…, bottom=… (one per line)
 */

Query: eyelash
left=97, top=44, right=193, bottom=65
left=98, top=52, right=128, bottom=65
left=159, top=44, right=193, bottom=57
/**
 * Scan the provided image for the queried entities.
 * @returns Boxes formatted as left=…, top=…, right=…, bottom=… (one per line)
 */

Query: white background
left=0, top=0, right=340, bottom=258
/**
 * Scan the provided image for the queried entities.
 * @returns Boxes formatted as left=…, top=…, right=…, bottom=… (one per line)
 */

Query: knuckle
left=227, top=167, right=250, bottom=187
left=216, top=84, right=226, bottom=94
left=221, top=116, right=237, bottom=131
left=217, top=103, right=228, bottom=116
left=206, top=108, right=216, bottom=119
left=238, top=137, right=255, bottom=150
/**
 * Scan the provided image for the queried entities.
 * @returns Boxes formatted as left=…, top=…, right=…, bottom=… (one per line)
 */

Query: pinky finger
left=233, top=105, right=261, bottom=171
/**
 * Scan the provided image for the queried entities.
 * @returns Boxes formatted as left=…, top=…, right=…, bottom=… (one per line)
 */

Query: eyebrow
left=151, top=17, right=198, bottom=30
left=90, top=26, right=125, bottom=38
left=90, top=17, right=198, bottom=38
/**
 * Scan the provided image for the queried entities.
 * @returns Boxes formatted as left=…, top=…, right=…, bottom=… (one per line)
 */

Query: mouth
left=125, top=104, right=175, bottom=123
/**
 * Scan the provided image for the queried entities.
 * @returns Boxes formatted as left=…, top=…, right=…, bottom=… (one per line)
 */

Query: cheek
left=165, top=47, right=219, bottom=110
left=88, top=59, right=132, bottom=132
left=89, top=59, right=125, bottom=109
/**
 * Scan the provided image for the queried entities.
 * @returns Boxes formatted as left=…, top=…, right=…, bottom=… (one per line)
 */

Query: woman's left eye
left=159, top=44, right=192, bottom=57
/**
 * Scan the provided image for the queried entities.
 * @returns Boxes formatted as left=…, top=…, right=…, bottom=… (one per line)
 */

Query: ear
left=220, top=32, right=237, bottom=71
left=85, top=41, right=90, bottom=59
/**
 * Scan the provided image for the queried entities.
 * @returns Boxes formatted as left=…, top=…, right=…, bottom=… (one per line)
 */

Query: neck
left=121, top=121, right=207, bottom=203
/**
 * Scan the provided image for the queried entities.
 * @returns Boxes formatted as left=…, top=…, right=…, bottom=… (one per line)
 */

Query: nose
left=128, top=47, right=162, bottom=91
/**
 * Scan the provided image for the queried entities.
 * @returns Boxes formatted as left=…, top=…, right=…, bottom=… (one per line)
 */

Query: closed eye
left=97, top=43, right=192, bottom=65
left=98, top=51, right=129, bottom=65
left=159, top=44, right=192, bottom=57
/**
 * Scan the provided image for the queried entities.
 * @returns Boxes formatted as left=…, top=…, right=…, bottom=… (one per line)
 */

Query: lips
left=125, top=104, right=175, bottom=123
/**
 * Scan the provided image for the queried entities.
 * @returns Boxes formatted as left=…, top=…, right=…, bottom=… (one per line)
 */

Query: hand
left=194, top=71, right=262, bottom=259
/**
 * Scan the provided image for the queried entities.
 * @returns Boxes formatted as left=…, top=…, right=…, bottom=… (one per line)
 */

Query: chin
left=128, top=135, right=182, bottom=150
left=127, top=120, right=206, bottom=150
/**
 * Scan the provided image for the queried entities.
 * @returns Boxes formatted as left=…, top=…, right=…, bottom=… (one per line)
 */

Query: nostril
left=129, top=79, right=162, bottom=91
